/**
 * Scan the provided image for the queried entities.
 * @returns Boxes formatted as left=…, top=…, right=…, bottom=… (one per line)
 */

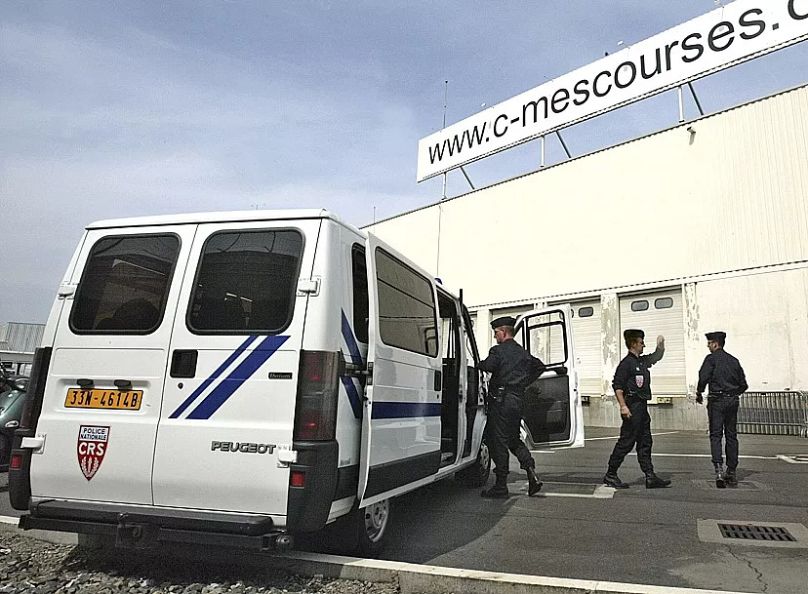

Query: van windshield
left=70, top=234, right=180, bottom=334
left=187, top=229, right=303, bottom=334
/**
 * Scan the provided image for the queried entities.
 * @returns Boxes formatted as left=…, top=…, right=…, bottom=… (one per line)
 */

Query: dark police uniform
left=697, top=331, right=748, bottom=482
left=478, top=316, right=545, bottom=497
left=606, top=329, right=666, bottom=485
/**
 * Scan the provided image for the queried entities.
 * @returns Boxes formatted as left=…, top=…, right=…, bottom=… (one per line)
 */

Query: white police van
left=10, top=209, right=583, bottom=555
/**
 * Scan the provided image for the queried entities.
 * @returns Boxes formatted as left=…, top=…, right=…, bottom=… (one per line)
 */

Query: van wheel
left=353, top=499, right=391, bottom=557
left=455, top=441, right=490, bottom=487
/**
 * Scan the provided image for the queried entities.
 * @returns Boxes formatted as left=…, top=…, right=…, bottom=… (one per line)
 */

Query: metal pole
left=677, top=85, right=685, bottom=123
left=460, top=166, right=475, bottom=190
left=441, top=80, right=449, bottom=201
left=687, top=82, right=705, bottom=117
left=540, top=135, right=546, bottom=168
left=556, top=130, right=572, bottom=159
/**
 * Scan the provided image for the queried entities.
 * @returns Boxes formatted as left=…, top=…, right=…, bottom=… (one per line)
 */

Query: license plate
left=64, top=388, right=143, bottom=411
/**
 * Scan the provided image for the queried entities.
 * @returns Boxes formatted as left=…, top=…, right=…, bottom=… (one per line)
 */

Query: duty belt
left=708, top=392, right=737, bottom=398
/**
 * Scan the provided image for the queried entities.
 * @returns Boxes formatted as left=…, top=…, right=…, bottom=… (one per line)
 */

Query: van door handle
left=170, top=350, right=198, bottom=378
left=434, top=370, right=442, bottom=392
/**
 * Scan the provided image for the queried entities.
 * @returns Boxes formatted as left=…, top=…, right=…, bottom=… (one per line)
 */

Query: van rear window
left=70, top=234, right=180, bottom=334
left=188, top=229, right=303, bottom=334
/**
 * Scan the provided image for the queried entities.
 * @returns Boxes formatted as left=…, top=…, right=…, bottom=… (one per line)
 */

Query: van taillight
left=10, top=453, right=23, bottom=471
left=294, top=350, right=340, bottom=441
left=20, top=347, right=52, bottom=432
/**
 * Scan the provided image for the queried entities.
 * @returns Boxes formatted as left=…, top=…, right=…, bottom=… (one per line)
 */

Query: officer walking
left=695, top=331, right=748, bottom=488
left=603, top=329, right=672, bottom=489
left=478, top=316, right=545, bottom=499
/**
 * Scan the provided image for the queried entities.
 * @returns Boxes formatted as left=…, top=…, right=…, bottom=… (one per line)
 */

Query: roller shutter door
left=619, top=289, right=686, bottom=397
left=568, top=300, right=602, bottom=398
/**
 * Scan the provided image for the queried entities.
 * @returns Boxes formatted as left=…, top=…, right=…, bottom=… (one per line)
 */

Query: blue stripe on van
left=371, top=401, right=442, bottom=419
left=185, top=335, right=290, bottom=420
left=340, top=310, right=364, bottom=419
left=340, top=311, right=363, bottom=365
left=341, top=376, right=363, bottom=419
left=169, top=334, right=259, bottom=419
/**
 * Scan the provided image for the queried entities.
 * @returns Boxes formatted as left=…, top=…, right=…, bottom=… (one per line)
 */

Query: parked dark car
left=0, top=374, right=28, bottom=472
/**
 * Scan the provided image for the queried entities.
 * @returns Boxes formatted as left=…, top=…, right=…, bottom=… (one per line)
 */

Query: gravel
left=0, top=526, right=400, bottom=594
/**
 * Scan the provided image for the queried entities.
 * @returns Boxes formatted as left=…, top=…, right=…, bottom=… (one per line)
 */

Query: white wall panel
left=694, top=268, right=808, bottom=392
left=367, top=85, right=808, bottom=310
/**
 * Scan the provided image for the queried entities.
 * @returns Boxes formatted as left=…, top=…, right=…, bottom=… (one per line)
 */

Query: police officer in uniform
left=696, top=331, right=748, bottom=488
left=603, top=329, right=671, bottom=489
left=478, top=316, right=545, bottom=499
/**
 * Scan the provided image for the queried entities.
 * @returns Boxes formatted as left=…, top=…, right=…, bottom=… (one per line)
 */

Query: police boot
left=724, top=468, right=738, bottom=488
left=481, top=474, right=509, bottom=499
left=714, top=464, right=726, bottom=489
left=645, top=473, right=672, bottom=489
left=603, top=471, right=629, bottom=489
left=526, top=467, right=543, bottom=496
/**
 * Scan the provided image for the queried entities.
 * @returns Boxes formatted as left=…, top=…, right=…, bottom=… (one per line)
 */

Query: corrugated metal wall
left=367, top=85, right=808, bottom=309
left=0, top=322, right=45, bottom=353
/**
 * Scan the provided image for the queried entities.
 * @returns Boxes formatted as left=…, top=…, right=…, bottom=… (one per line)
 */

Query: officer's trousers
left=707, top=395, right=740, bottom=470
left=486, top=392, right=535, bottom=478
left=607, top=398, right=654, bottom=475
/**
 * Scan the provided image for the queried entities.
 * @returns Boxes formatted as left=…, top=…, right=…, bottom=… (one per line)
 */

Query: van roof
left=87, top=209, right=361, bottom=233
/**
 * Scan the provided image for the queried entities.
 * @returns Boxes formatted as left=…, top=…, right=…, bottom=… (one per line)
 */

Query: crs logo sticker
left=77, top=425, right=110, bottom=481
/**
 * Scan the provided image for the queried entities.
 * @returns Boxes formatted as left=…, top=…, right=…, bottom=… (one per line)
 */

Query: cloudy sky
left=2, top=0, right=806, bottom=324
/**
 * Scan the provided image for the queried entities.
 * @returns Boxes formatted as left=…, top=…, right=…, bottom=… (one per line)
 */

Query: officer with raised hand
left=478, top=316, right=545, bottom=499
left=603, top=329, right=671, bottom=489
left=695, top=331, right=748, bottom=488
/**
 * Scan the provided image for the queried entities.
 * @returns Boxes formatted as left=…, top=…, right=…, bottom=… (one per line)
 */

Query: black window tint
left=351, top=245, right=369, bottom=343
left=654, top=297, right=674, bottom=309
left=578, top=306, right=594, bottom=318
left=375, top=248, right=437, bottom=357
left=631, top=300, right=649, bottom=312
left=71, top=234, right=179, bottom=334
left=188, top=229, right=303, bottom=334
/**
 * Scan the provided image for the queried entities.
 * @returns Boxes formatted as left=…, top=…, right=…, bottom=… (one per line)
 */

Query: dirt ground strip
left=0, top=525, right=399, bottom=594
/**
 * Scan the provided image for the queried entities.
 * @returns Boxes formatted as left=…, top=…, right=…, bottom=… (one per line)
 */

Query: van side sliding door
left=515, top=306, right=585, bottom=449
left=359, top=233, right=442, bottom=507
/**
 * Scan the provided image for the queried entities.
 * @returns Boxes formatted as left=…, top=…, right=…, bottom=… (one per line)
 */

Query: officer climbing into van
left=478, top=316, right=545, bottom=499
left=603, top=329, right=671, bottom=489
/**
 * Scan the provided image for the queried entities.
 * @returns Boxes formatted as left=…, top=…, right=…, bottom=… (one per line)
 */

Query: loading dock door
left=619, top=289, right=686, bottom=397
left=568, top=300, right=602, bottom=398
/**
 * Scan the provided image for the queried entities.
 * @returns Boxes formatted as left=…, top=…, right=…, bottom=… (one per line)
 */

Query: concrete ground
left=2, top=429, right=808, bottom=593
left=379, top=428, right=808, bottom=593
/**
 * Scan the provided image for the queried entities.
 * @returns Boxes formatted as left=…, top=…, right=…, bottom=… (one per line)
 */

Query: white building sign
left=417, top=0, right=808, bottom=182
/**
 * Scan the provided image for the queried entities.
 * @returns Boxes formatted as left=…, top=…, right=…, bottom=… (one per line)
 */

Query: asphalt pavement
left=381, top=428, right=808, bottom=593
left=3, top=428, right=808, bottom=593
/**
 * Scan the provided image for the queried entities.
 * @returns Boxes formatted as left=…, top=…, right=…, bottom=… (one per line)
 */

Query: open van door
left=358, top=233, right=442, bottom=507
left=515, top=306, right=584, bottom=449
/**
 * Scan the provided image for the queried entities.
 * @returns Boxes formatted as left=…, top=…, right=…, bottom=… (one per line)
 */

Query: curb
left=0, top=516, right=745, bottom=594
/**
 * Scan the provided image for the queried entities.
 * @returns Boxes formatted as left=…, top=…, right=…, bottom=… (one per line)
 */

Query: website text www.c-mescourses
left=427, top=0, right=808, bottom=166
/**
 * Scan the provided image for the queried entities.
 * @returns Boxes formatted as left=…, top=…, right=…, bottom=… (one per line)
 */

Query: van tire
left=352, top=499, right=392, bottom=557
left=455, top=441, right=490, bottom=487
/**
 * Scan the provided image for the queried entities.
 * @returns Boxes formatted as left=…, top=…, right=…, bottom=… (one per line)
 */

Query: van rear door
left=358, top=233, right=442, bottom=507
left=515, top=306, right=585, bottom=448
left=31, top=226, right=194, bottom=504
left=152, top=220, right=316, bottom=516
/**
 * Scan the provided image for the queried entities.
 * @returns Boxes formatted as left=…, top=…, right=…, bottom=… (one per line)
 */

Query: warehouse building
left=366, top=84, right=808, bottom=430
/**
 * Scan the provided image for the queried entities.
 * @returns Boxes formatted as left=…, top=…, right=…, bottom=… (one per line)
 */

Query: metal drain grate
left=718, top=523, right=796, bottom=542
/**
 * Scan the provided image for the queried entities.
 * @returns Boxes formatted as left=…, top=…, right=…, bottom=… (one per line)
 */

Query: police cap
left=623, top=328, right=644, bottom=342
left=491, top=316, right=517, bottom=330
left=705, top=331, right=726, bottom=342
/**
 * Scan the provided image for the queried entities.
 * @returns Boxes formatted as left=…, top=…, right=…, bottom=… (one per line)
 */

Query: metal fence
left=737, top=391, right=808, bottom=438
